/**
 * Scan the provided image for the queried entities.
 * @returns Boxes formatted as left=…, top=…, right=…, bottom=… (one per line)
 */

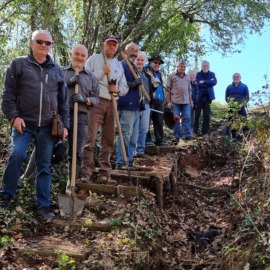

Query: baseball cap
left=104, top=35, right=119, bottom=43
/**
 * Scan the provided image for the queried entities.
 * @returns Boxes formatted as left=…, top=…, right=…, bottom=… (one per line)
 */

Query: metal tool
left=58, top=69, right=85, bottom=218
left=150, top=108, right=180, bottom=129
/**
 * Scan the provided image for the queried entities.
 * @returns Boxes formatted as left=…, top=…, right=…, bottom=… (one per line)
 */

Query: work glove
left=152, top=77, right=160, bottom=88
left=127, top=78, right=142, bottom=89
left=72, top=93, right=87, bottom=104
left=67, top=75, right=80, bottom=87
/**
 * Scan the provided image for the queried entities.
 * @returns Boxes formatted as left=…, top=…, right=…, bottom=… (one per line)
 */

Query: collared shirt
left=166, top=72, right=192, bottom=104
left=85, top=54, right=128, bottom=100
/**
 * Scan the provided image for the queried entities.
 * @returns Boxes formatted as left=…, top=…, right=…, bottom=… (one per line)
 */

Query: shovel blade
left=58, top=194, right=85, bottom=218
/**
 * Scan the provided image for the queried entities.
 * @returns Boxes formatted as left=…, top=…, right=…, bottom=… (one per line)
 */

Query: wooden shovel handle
left=120, top=51, right=151, bottom=103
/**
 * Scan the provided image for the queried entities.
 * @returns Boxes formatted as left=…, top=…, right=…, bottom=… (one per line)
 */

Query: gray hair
left=137, top=51, right=147, bottom=60
left=201, top=60, right=210, bottom=67
left=71, top=44, right=88, bottom=54
left=125, top=42, right=138, bottom=50
left=31, top=30, right=52, bottom=40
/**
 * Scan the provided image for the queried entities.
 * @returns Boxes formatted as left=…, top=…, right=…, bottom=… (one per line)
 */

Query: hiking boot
left=97, top=176, right=117, bottom=185
left=145, top=140, right=154, bottom=147
left=155, top=141, right=167, bottom=146
left=116, top=165, right=126, bottom=170
left=172, top=138, right=179, bottom=145
left=134, top=153, right=149, bottom=158
left=0, top=193, right=13, bottom=210
left=80, top=174, right=94, bottom=183
left=38, top=206, right=54, bottom=222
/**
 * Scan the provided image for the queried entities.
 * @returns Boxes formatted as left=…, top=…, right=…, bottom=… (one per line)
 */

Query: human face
left=126, top=44, right=139, bottom=63
left=70, top=45, right=88, bottom=71
left=233, top=73, right=241, bottom=84
left=30, top=33, right=52, bottom=60
left=177, top=64, right=186, bottom=74
left=201, top=62, right=209, bottom=73
left=135, top=53, right=145, bottom=70
left=150, top=60, right=161, bottom=72
left=188, top=72, right=196, bottom=82
left=104, top=40, right=118, bottom=58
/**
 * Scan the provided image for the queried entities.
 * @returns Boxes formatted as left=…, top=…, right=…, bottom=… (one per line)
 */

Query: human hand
left=72, top=93, right=87, bottom=104
left=68, top=75, right=80, bottom=86
left=152, top=77, right=160, bottom=88
left=134, top=78, right=142, bottom=87
left=109, top=84, right=120, bottom=93
left=103, top=64, right=111, bottom=74
left=167, top=101, right=173, bottom=110
left=190, top=100, right=194, bottom=109
left=11, top=117, right=25, bottom=134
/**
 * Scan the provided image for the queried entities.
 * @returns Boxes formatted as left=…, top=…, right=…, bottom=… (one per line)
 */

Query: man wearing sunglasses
left=0, top=30, right=69, bottom=222
left=145, top=55, right=167, bottom=146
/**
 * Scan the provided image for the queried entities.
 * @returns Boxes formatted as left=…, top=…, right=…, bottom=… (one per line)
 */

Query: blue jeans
left=172, top=103, right=191, bottom=139
left=136, top=103, right=150, bottom=154
left=1, top=124, right=55, bottom=207
left=116, top=110, right=140, bottom=166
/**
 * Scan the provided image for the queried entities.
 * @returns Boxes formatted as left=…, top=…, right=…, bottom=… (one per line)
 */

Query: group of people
left=0, top=29, right=249, bottom=222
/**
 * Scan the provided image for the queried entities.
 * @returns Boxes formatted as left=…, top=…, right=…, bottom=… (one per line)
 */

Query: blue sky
left=199, top=27, right=270, bottom=105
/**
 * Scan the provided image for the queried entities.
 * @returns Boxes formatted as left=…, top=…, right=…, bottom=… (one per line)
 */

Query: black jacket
left=2, top=52, right=69, bottom=128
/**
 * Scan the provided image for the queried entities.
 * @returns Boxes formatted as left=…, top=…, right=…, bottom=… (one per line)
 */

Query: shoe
left=155, top=141, right=167, bottom=146
left=134, top=153, right=148, bottom=158
left=38, top=206, right=54, bottom=222
left=172, top=138, right=179, bottom=145
left=145, top=141, right=154, bottom=146
left=116, top=165, right=126, bottom=170
left=80, top=174, right=96, bottom=183
left=202, top=133, right=209, bottom=139
left=0, top=193, right=13, bottom=210
left=184, top=136, right=192, bottom=140
left=97, top=176, right=117, bottom=185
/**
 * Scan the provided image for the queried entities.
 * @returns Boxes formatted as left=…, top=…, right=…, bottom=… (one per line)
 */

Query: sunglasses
left=35, top=39, right=52, bottom=46
left=153, top=61, right=161, bottom=65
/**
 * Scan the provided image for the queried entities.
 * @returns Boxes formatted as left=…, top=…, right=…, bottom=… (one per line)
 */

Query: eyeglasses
left=35, top=39, right=52, bottom=46
left=153, top=61, right=161, bottom=65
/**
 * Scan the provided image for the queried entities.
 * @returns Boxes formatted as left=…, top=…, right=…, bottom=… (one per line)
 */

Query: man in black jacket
left=0, top=30, right=69, bottom=222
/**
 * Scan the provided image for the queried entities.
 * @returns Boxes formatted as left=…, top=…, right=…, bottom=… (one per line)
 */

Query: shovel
left=58, top=69, right=85, bottom=218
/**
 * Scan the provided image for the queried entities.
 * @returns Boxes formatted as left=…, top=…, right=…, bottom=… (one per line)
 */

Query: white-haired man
left=0, top=30, right=69, bottom=222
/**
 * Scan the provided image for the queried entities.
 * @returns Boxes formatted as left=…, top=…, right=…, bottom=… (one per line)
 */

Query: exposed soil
left=0, top=129, right=265, bottom=269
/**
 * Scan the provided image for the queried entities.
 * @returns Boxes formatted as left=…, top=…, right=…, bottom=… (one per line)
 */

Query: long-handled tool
left=102, top=48, right=132, bottom=182
left=120, top=51, right=151, bottom=103
left=150, top=108, right=180, bottom=129
left=58, top=69, right=85, bottom=217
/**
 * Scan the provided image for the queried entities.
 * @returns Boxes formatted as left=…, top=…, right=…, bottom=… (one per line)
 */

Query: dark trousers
left=68, top=112, right=89, bottom=166
left=146, top=99, right=164, bottom=143
left=194, top=95, right=211, bottom=135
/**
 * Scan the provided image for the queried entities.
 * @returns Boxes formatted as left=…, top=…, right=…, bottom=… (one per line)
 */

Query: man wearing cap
left=145, top=55, right=167, bottom=146
left=166, top=60, right=193, bottom=143
left=116, top=42, right=141, bottom=169
left=81, top=35, right=128, bottom=184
